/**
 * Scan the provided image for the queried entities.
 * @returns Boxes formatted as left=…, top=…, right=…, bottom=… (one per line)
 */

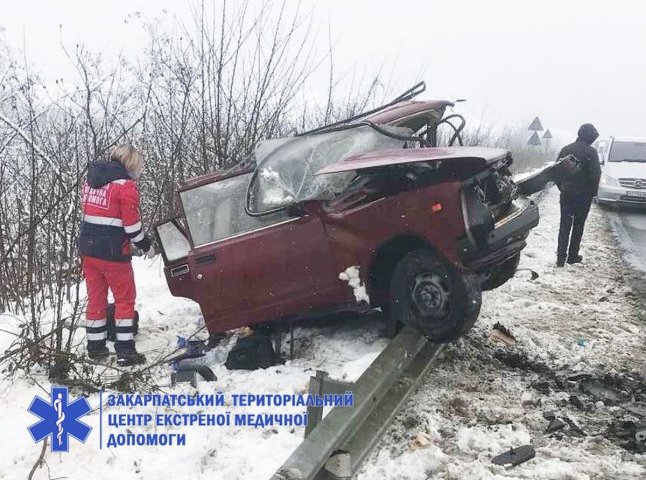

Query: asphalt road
left=605, top=206, right=646, bottom=271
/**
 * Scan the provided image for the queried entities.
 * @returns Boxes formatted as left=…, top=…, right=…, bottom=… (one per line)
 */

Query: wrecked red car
left=155, top=84, right=539, bottom=342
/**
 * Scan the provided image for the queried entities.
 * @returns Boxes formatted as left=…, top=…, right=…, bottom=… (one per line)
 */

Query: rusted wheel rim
left=409, top=272, right=451, bottom=318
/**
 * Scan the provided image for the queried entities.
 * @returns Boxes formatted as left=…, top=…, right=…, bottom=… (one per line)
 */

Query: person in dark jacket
left=79, top=145, right=151, bottom=366
left=555, top=124, right=601, bottom=267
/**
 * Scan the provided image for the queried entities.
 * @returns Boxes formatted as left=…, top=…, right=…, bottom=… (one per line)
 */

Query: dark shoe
left=117, top=351, right=146, bottom=367
left=556, top=258, right=565, bottom=267
left=567, top=255, right=583, bottom=265
left=87, top=346, right=110, bottom=361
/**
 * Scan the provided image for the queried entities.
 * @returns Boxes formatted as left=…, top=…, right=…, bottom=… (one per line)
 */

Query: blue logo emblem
left=28, top=386, right=92, bottom=452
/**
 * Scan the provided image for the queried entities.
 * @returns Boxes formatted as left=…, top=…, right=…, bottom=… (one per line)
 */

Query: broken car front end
left=457, top=153, right=539, bottom=276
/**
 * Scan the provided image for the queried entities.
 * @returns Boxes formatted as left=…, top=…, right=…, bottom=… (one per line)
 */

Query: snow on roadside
left=358, top=186, right=646, bottom=479
left=0, top=257, right=387, bottom=479
left=1, top=186, right=644, bottom=479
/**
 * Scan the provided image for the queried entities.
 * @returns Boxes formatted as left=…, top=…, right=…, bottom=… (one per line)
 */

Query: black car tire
left=389, top=249, right=481, bottom=342
left=481, top=253, right=521, bottom=291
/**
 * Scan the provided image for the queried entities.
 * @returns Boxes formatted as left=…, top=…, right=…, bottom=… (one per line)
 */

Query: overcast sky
left=2, top=0, right=645, bottom=142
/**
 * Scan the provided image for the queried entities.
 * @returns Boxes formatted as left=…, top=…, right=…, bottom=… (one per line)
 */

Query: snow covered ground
left=0, top=186, right=644, bottom=479
left=358, top=188, right=646, bottom=480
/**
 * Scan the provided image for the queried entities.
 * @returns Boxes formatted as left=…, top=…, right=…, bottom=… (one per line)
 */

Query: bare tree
left=0, top=0, right=389, bottom=387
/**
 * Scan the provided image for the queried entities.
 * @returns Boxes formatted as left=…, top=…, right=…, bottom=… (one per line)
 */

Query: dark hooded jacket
left=86, top=160, right=130, bottom=189
left=556, top=124, right=601, bottom=196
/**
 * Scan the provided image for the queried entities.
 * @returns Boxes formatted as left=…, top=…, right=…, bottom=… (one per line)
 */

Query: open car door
left=512, top=159, right=569, bottom=196
left=154, top=217, right=194, bottom=300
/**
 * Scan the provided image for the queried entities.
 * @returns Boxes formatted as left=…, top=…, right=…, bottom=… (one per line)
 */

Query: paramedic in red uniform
left=79, top=145, right=151, bottom=366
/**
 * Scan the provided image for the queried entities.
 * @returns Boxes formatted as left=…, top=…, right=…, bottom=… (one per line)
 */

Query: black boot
left=114, top=319, right=144, bottom=366
left=87, top=345, right=110, bottom=360
left=117, top=350, right=146, bottom=367
left=567, top=254, right=583, bottom=265
left=556, top=257, right=566, bottom=267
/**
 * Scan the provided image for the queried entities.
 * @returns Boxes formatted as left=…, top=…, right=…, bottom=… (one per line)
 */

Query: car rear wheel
left=389, top=249, right=481, bottom=342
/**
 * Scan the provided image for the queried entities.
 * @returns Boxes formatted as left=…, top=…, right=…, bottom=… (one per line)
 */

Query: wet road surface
left=605, top=206, right=646, bottom=271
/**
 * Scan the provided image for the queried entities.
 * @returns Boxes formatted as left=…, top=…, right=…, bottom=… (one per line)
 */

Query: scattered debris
left=531, top=380, right=551, bottom=395
left=569, top=395, right=584, bottom=410
left=543, top=411, right=556, bottom=421
left=493, top=350, right=550, bottom=373
left=636, top=429, right=646, bottom=447
left=580, top=377, right=630, bottom=406
left=409, top=432, right=433, bottom=450
left=563, top=414, right=587, bottom=437
left=567, top=372, right=593, bottom=382
left=491, top=322, right=516, bottom=346
left=225, top=334, right=284, bottom=370
left=606, top=420, right=646, bottom=453
left=171, top=369, right=199, bottom=388
left=491, top=445, right=536, bottom=467
left=515, top=268, right=539, bottom=280
left=546, top=417, right=567, bottom=433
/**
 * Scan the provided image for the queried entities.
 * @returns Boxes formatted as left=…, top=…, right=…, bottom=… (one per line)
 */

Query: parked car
left=154, top=85, right=540, bottom=342
left=597, top=136, right=646, bottom=207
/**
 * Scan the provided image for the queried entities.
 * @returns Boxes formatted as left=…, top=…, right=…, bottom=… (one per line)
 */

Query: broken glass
left=248, top=125, right=413, bottom=213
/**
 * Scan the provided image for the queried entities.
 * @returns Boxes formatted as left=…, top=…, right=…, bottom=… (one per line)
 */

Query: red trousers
left=83, top=256, right=136, bottom=345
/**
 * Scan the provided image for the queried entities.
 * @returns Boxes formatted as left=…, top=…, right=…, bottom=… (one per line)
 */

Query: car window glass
left=609, top=142, right=646, bottom=162
left=156, top=221, right=190, bottom=261
left=181, top=173, right=288, bottom=246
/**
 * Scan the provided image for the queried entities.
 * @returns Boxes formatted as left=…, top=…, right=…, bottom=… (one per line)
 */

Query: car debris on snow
left=490, top=322, right=517, bottom=346
left=409, top=431, right=433, bottom=450
left=491, top=444, right=536, bottom=467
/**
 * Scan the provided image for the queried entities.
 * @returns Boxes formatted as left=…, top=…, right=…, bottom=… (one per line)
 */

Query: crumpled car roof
left=315, top=146, right=510, bottom=175
left=363, top=100, right=453, bottom=130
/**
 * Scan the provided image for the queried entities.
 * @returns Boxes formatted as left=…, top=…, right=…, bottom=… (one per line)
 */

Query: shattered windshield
left=248, top=125, right=412, bottom=214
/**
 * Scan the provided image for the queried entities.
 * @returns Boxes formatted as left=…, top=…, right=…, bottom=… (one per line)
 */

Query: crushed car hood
left=315, top=147, right=510, bottom=175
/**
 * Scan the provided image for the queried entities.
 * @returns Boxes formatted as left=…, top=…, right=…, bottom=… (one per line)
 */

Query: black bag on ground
left=225, top=334, right=281, bottom=370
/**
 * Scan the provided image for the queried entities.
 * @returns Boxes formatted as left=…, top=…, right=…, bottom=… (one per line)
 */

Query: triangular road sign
left=528, top=117, right=544, bottom=131
left=528, top=131, right=542, bottom=146
left=543, top=129, right=553, bottom=139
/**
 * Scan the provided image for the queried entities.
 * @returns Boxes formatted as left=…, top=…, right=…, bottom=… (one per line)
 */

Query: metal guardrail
left=271, top=326, right=443, bottom=480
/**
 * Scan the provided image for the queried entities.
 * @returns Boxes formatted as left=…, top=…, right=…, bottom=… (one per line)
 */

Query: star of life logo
left=28, top=386, right=92, bottom=452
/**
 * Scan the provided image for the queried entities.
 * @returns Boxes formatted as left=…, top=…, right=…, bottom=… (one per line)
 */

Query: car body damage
left=154, top=83, right=540, bottom=342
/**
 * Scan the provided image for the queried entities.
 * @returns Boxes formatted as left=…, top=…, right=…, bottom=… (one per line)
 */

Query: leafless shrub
left=0, top=0, right=388, bottom=383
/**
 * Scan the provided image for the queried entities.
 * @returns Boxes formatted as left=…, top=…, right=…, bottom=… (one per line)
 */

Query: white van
left=597, top=137, right=646, bottom=207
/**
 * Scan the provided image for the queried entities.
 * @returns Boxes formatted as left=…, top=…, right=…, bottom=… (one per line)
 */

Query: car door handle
left=195, top=253, right=216, bottom=265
